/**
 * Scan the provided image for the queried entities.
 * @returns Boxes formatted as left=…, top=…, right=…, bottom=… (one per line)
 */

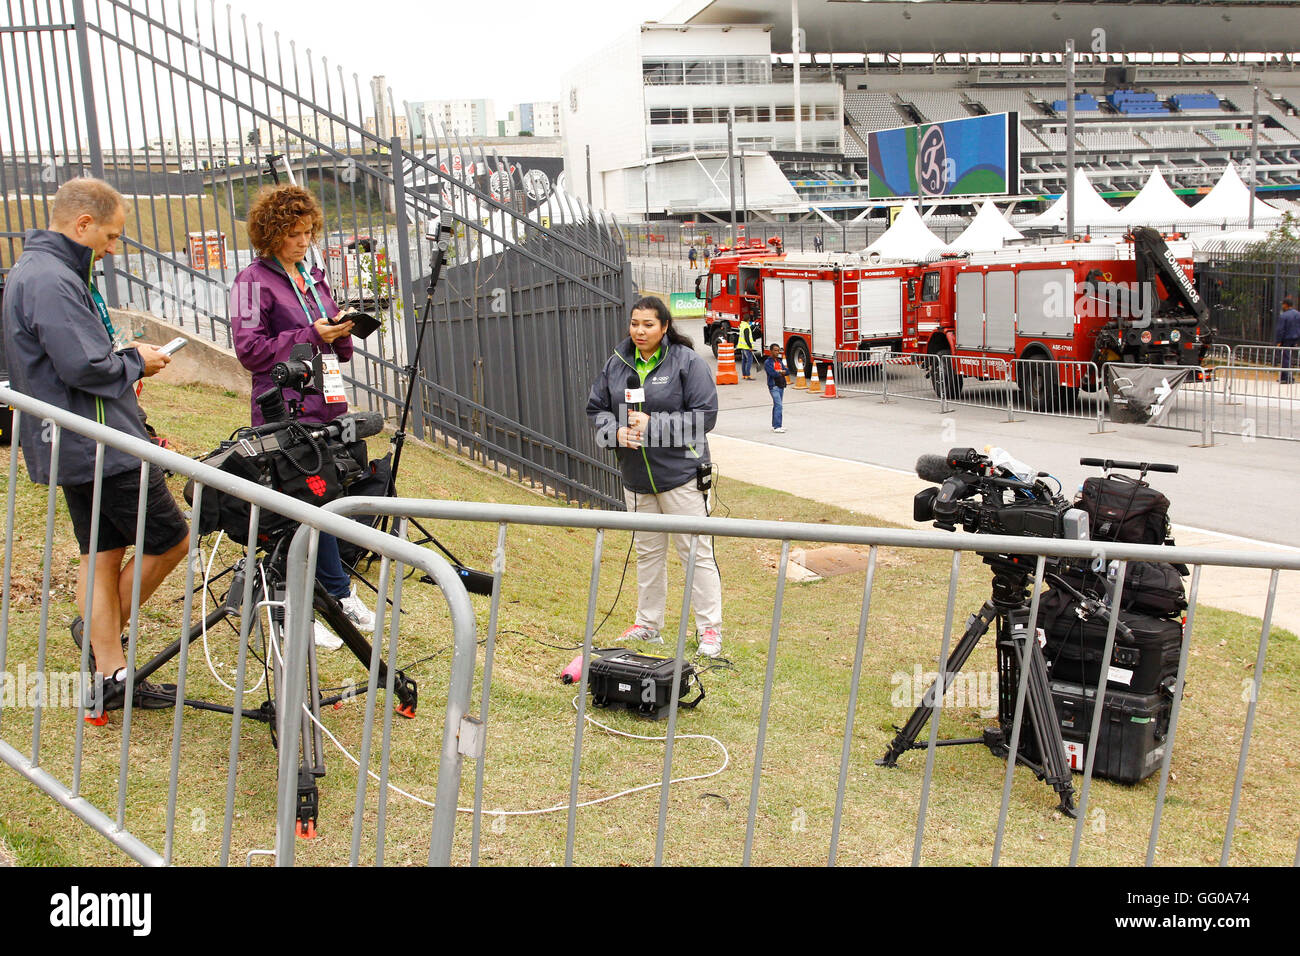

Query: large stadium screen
left=867, top=112, right=1019, bottom=200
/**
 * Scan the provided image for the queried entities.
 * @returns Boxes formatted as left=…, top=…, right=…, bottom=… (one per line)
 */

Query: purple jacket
left=230, top=257, right=354, bottom=425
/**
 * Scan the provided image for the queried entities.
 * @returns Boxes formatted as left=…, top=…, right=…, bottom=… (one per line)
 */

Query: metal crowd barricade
left=833, top=351, right=1105, bottom=425
left=1232, top=344, right=1300, bottom=373
left=0, top=386, right=476, bottom=866
left=1208, top=364, right=1299, bottom=442
left=316, top=497, right=1300, bottom=867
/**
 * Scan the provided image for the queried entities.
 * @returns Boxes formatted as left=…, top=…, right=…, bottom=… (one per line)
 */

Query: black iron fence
left=1196, top=242, right=1300, bottom=345
left=1, top=0, right=628, bottom=507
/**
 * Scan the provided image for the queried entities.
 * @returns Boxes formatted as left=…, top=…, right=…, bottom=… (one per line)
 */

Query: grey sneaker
left=620, top=624, right=663, bottom=644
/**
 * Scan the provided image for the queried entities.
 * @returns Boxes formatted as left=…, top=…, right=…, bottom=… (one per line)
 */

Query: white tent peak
left=1119, top=168, right=1193, bottom=226
left=948, top=199, right=1025, bottom=252
left=1191, top=164, right=1281, bottom=223
left=864, top=200, right=949, bottom=260
left=1024, top=169, right=1121, bottom=230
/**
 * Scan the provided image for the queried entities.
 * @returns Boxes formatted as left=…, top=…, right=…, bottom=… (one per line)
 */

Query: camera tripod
left=877, top=554, right=1078, bottom=816
left=119, top=529, right=419, bottom=838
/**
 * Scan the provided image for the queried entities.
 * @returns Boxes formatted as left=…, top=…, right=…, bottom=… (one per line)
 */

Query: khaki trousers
left=624, top=481, right=722, bottom=633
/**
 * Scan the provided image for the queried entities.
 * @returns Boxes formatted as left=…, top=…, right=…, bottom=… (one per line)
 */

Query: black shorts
left=63, top=464, right=190, bottom=556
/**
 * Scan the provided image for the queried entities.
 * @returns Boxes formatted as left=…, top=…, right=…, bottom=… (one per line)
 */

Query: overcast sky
left=250, top=0, right=674, bottom=108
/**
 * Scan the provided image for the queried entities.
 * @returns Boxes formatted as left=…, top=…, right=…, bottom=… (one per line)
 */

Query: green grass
left=2, top=382, right=1298, bottom=866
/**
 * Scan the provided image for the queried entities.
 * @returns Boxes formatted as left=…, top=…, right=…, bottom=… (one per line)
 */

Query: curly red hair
left=246, top=184, right=324, bottom=259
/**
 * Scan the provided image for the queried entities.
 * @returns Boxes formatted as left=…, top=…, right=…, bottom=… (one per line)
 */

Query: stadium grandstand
left=599, top=0, right=1300, bottom=219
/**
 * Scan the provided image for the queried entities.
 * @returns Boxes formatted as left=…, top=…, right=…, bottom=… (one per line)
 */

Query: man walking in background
left=1277, top=296, right=1300, bottom=384
left=764, top=342, right=788, bottom=434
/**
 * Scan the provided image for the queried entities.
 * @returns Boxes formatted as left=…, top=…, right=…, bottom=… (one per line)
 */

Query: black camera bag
left=185, top=428, right=361, bottom=546
left=1055, top=561, right=1188, bottom=618
left=1040, top=593, right=1184, bottom=695
left=1078, top=475, right=1171, bottom=545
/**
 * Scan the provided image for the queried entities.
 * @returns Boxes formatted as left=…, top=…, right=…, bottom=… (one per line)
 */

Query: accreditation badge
left=320, top=353, right=348, bottom=404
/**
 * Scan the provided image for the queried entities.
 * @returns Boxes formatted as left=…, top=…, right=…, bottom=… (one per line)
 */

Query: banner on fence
left=669, top=292, right=705, bottom=317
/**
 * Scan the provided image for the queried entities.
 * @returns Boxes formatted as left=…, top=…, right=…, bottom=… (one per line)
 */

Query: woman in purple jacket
left=229, top=184, right=374, bottom=644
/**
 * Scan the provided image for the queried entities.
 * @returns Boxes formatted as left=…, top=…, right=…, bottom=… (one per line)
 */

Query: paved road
left=676, top=316, right=1299, bottom=546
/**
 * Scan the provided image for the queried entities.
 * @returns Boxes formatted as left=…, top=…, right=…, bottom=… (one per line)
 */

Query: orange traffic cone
left=715, top=340, right=739, bottom=385
left=809, top=361, right=822, bottom=394
left=793, top=358, right=807, bottom=389
left=822, top=365, right=838, bottom=398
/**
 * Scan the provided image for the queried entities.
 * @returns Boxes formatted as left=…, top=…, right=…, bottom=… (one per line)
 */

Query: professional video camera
left=883, top=446, right=1095, bottom=814
left=913, top=446, right=1090, bottom=548
left=185, top=344, right=384, bottom=546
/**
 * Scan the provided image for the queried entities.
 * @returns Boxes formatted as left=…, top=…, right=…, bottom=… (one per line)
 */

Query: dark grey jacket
left=586, top=338, right=718, bottom=495
left=2, top=230, right=149, bottom=485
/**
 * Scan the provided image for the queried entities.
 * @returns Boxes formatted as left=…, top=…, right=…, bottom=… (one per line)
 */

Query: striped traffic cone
left=715, top=340, right=739, bottom=385
left=822, top=365, right=838, bottom=398
left=808, top=361, right=822, bottom=394
left=793, top=358, right=807, bottom=389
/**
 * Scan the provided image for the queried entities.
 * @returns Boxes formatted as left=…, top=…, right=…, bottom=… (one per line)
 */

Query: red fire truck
left=906, top=228, right=1208, bottom=408
left=695, top=238, right=785, bottom=356
left=697, top=228, right=1207, bottom=407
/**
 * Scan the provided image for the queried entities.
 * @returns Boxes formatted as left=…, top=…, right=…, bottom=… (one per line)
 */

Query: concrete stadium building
left=561, top=0, right=1300, bottom=223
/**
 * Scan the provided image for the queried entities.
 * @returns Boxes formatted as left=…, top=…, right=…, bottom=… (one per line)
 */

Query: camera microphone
left=915, top=454, right=957, bottom=484
left=308, top=411, right=384, bottom=444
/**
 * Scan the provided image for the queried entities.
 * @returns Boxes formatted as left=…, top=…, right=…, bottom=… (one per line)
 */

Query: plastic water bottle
left=985, top=446, right=1036, bottom=482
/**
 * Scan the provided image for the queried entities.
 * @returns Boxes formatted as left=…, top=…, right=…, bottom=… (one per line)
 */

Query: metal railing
left=6, top=385, right=1300, bottom=864
left=832, top=351, right=1107, bottom=425
left=831, top=349, right=1299, bottom=441
left=2, top=0, right=629, bottom=509
left=304, top=496, right=1300, bottom=866
left=0, top=385, right=476, bottom=865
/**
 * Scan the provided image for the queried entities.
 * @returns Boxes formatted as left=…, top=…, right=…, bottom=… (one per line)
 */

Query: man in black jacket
left=3, top=178, right=188, bottom=713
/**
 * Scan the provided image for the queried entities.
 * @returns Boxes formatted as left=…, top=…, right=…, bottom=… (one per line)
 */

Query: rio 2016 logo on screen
left=868, top=112, right=1019, bottom=200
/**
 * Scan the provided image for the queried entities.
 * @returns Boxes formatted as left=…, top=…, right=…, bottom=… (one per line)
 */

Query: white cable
left=199, top=531, right=267, bottom=694
left=258, top=589, right=730, bottom=818
left=278, top=618, right=729, bottom=816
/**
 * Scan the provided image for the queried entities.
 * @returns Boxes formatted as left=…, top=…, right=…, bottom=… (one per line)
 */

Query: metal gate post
left=391, top=136, right=423, bottom=438
left=71, top=0, right=118, bottom=307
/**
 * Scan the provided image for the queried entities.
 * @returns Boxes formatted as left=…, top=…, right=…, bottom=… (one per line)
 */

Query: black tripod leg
left=1020, top=639, right=1077, bottom=817
left=312, top=583, right=418, bottom=717
left=878, top=601, right=999, bottom=767
left=131, top=604, right=233, bottom=685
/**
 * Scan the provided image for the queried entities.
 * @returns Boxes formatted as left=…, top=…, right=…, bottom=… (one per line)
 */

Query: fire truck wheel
left=711, top=333, right=721, bottom=360
left=786, top=338, right=811, bottom=381
left=1018, top=358, right=1059, bottom=412
left=928, top=349, right=962, bottom=399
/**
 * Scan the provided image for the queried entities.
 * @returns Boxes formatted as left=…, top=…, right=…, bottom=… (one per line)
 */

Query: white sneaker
left=338, top=587, right=375, bottom=634
left=698, top=627, right=722, bottom=658
left=313, top=619, right=343, bottom=650
left=772, top=426, right=786, bottom=434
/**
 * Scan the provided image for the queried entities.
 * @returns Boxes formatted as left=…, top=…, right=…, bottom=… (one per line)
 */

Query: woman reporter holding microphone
left=587, top=296, right=725, bottom=658
left=229, top=184, right=374, bottom=646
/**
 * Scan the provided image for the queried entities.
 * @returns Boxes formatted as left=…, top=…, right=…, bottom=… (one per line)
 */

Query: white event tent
left=1117, top=168, right=1193, bottom=226
left=1188, top=164, right=1282, bottom=224
left=948, top=199, right=1025, bottom=252
left=865, top=200, right=949, bottom=259
left=1023, top=169, right=1121, bottom=230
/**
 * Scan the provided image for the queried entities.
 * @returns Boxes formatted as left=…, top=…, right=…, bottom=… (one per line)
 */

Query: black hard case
left=1044, top=603, right=1184, bottom=695
left=1050, top=680, right=1172, bottom=784
left=587, top=650, right=698, bottom=721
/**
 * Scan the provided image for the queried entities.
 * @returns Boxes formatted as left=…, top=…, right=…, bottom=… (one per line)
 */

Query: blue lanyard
left=87, top=258, right=116, bottom=341
left=287, top=261, right=328, bottom=323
